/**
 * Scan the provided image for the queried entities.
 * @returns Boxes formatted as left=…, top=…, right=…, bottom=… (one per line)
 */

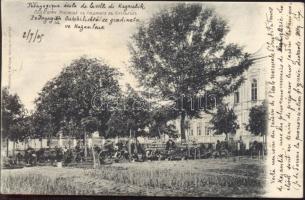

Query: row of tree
left=1, top=83, right=267, bottom=148
left=211, top=102, right=267, bottom=141
left=2, top=4, right=267, bottom=151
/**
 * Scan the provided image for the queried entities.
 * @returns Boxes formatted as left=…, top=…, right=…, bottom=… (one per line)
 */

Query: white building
left=174, top=57, right=267, bottom=148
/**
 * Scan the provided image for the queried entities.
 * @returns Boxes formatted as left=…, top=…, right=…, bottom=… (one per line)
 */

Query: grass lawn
left=1, top=157, right=266, bottom=197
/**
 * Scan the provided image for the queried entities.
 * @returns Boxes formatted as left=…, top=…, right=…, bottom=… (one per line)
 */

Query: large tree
left=129, top=4, right=254, bottom=141
left=246, top=101, right=267, bottom=139
left=148, top=105, right=179, bottom=138
left=210, top=104, right=239, bottom=141
left=246, top=102, right=268, bottom=156
left=1, top=87, right=27, bottom=155
left=34, top=57, right=122, bottom=139
left=106, top=85, right=151, bottom=138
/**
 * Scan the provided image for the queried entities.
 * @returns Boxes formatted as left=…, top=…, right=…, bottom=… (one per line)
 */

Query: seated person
left=165, top=139, right=176, bottom=150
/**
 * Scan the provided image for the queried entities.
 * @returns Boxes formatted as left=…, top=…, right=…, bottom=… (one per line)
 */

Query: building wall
left=175, top=58, right=267, bottom=148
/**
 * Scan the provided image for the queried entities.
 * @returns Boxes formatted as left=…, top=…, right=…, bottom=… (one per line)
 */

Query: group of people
left=4, top=136, right=263, bottom=168
left=164, top=137, right=248, bottom=159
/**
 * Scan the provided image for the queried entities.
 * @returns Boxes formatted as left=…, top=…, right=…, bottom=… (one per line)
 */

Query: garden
left=1, top=158, right=266, bottom=197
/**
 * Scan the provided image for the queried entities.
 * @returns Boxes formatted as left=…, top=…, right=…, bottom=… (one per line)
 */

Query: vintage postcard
left=1, top=1, right=304, bottom=198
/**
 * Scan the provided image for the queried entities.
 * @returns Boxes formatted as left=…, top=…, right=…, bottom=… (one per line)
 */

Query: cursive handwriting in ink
left=23, top=29, right=44, bottom=43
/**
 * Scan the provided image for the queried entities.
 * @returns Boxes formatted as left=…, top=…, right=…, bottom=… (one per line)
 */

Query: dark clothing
left=166, top=140, right=176, bottom=150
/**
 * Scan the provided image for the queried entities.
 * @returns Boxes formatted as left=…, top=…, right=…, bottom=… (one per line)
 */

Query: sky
left=2, top=1, right=269, bottom=111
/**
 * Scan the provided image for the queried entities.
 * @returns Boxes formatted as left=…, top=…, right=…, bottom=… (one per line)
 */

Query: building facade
left=174, top=57, right=267, bottom=148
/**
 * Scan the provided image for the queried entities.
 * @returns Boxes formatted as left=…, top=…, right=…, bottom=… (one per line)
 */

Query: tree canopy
left=129, top=4, right=254, bottom=140
left=148, top=105, right=179, bottom=138
left=34, top=57, right=122, bottom=138
left=1, top=87, right=28, bottom=142
left=246, top=101, right=267, bottom=136
left=106, top=85, right=151, bottom=138
left=210, top=104, right=239, bottom=140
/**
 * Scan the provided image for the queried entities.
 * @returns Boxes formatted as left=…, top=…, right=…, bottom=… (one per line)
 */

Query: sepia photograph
left=1, top=1, right=303, bottom=198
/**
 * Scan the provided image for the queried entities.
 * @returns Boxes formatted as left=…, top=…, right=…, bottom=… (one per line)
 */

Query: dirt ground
left=1, top=157, right=266, bottom=197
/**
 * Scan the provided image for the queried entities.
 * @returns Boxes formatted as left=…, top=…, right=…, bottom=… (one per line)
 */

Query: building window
left=197, top=123, right=202, bottom=136
left=205, top=126, right=212, bottom=136
left=189, top=129, right=193, bottom=136
left=234, top=91, right=239, bottom=104
left=251, top=79, right=258, bottom=101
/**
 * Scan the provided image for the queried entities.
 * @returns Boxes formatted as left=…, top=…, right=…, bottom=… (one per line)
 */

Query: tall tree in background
left=246, top=101, right=267, bottom=152
left=129, top=4, right=254, bottom=142
left=9, top=115, right=34, bottom=153
left=1, top=87, right=26, bottom=155
left=210, top=104, right=239, bottom=141
left=149, top=105, right=179, bottom=138
left=34, top=57, right=122, bottom=139
left=106, top=85, right=151, bottom=138
left=246, top=102, right=267, bottom=137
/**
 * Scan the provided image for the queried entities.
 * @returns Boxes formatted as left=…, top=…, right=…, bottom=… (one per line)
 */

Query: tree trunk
left=13, top=141, right=16, bottom=156
left=180, top=111, right=186, bottom=143
left=128, top=129, right=132, bottom=158
left=262, top=134, right=265, bottom=159
left=48, top=134, right=50, bottom=149
left=68, top=130, right=71, bottom=149
left=263, top=134, right=268, bottom=155
left=91, top=143, right=96, bottom=168
left=68, top=136, right=71, bottom=149
left=48, top=133, right=52, bottom=149
left=134, top=130, right=138, bottom=154
left=84, top=131, right=87, bottom=158
left=6, top=138, right=9, bottom=157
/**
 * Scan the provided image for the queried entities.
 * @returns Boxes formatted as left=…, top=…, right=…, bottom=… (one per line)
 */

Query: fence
left=2, top=134, right=265, bottom=157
